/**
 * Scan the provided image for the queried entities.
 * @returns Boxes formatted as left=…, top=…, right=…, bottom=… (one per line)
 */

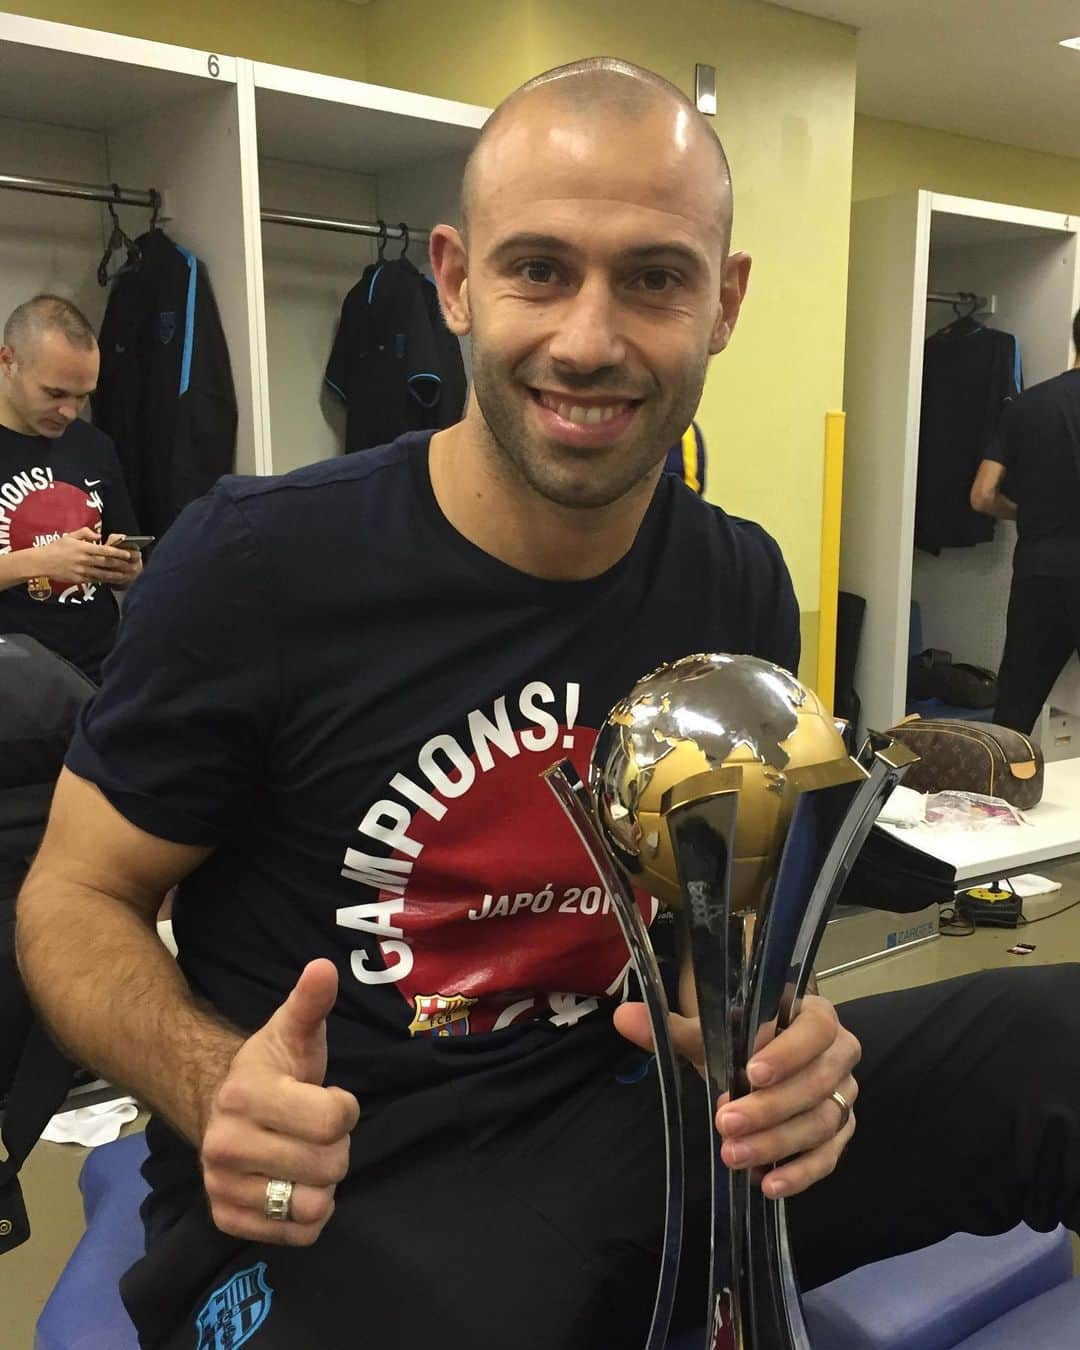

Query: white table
left=877, top=758, right=1080, bottom=886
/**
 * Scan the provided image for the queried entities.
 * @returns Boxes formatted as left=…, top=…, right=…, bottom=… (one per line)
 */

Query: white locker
left=248, top=61, right=489, bottom=474
left=841, top=191, right=1080, bottom=746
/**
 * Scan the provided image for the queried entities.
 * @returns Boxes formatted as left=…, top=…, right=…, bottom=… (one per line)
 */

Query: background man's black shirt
left=987, top=367, right=1080, bottom=576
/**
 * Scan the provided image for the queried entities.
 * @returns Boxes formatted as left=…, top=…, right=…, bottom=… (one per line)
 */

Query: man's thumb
left=273, top=958, right=339, bottom=1049
left=612, top=1001, right=655, bottom=1052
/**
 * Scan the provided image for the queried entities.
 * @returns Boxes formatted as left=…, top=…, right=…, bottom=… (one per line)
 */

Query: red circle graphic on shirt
left=348, top=725, right=656, bottom=1038
left=6, top=476, right=101, bottom=597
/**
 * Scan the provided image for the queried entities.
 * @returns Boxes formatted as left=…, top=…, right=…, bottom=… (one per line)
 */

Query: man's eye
left=637, top=269, right=680, bottom=293
left=519, top=260, right=557, bottom=285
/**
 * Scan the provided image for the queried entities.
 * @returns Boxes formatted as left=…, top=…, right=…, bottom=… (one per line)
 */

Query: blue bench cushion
left=948, top=1279, right=1080, bottom=1349
left=802, top=1224, right=1073, bottom=1350
left=34, top=1130, right=148, bottom=1350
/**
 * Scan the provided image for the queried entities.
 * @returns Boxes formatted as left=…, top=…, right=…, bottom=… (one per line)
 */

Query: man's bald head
left=460, top=56, right=733, bottom=253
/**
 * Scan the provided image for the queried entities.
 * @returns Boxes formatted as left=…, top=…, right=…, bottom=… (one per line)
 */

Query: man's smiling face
left=458, top=85, right=744, bottom=510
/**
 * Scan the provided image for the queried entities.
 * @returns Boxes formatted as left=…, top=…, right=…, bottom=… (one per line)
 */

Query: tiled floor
left=3, top=860, right=1080, bottom=1347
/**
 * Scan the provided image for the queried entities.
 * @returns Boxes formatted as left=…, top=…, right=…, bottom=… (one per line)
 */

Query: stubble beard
left=469, top=342, right=709, bottom=511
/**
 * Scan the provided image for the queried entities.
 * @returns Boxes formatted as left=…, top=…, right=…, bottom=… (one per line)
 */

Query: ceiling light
left=1060, top=36, right=1080, bottom=49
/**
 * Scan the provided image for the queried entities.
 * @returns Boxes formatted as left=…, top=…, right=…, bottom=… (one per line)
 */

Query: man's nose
left=547, top=276, right=627, bottom=373
left=57, top=403, right=78, bottom=423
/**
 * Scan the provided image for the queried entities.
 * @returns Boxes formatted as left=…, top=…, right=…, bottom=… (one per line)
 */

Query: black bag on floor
left=908, top=647, right=998, bottom=709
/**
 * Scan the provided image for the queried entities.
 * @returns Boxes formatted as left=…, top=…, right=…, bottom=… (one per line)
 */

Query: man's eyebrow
left=487, top=233, right=573, bottom=264
left=487, top=233, right=709, bottom=273
left=621, top=242, right=708, bottom=273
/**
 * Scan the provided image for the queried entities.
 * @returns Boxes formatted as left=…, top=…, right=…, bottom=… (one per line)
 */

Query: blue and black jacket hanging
left=325, top=256, right=467, bottom=453
left=93, top=231, right=237, bottom=538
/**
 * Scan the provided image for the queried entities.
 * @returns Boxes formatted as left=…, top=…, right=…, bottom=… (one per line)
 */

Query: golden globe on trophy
left=543, top=653, right=918, bottom=1350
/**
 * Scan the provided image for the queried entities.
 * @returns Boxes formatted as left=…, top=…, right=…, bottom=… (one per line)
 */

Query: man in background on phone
left=0, top=294, right=142, bottom=683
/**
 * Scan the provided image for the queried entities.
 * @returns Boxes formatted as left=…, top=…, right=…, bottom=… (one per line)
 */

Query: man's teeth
left=539, top=393, right=630, bottom=425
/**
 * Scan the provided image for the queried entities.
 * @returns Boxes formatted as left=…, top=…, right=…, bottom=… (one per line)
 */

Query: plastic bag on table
left=923, top=790, right=1029, bottom=831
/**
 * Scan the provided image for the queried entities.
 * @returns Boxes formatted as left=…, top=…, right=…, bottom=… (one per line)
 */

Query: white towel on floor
left=1006, top=873, right=1063, bottom=898
left=41, top=1096, right=139, bottom=1147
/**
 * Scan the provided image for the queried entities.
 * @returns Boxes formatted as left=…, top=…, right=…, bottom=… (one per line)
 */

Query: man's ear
left=0, top=344, right=18, bottom=377
left=709, top=252, right=752, bottom=355
left=430, top=225, right=472, bottom=336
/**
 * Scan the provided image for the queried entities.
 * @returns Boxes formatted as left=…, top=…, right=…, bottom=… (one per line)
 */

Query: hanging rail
left=927, top=289, right=989, bottom=310
left=261, top=209, right=430, bottom=242
left=0, top=171, right=159, bottom=211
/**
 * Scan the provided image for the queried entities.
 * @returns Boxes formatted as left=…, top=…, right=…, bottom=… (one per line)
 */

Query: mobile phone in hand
left=116, top=535, right=155, bottom=551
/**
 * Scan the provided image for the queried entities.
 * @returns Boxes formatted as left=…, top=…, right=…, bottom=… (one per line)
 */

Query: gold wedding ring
left=830, top=1088, right=852, bottom=1133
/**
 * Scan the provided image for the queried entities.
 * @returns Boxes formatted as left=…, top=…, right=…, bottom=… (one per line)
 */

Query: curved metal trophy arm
left=664, top=788, right=746, bottom=1350
left=777, top=739, right=921, bottom=1030
left=542, top=760, right=685, bottom=1350
left=741, top=738, right=920, bottom=1348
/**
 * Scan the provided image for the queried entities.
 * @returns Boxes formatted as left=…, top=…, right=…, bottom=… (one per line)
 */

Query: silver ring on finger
left=830, top=1088, right=852, bottom=1134
left=264, top=1177, right=294, bottom=1222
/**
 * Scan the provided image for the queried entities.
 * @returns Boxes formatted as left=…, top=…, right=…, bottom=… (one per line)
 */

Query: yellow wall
left=3, top=0, right=860, bottom=678
left=854, top=114, right=1080, bottom=216
left=0, top=0, right=372, bottom=80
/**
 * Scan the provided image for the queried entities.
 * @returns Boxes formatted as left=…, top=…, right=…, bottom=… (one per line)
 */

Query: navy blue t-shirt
left=66, top=430, right=798, bottom=1215
left=985, top=368, right=1080, bottom=577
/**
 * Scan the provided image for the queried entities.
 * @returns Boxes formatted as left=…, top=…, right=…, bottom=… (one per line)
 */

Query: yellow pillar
left=816, top=411, right=846, bottom=711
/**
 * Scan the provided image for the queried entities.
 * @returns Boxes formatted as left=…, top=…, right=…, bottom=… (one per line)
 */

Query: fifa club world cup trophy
left=543, top=653, right=917, bottom=1350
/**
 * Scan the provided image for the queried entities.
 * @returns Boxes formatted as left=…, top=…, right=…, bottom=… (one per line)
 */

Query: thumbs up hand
left=199, top=960, right=361, bottom=1245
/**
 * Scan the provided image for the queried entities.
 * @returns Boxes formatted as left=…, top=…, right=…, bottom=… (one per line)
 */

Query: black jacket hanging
left=325, top=257, right=467, bottom=453
left=915, top=318, right=1020, bottom=555
left=93, top=231, right=237, bottom=538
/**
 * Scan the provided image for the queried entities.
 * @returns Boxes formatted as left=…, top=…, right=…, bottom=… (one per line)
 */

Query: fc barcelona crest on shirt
left=195, top=1261, right=274, bottom=1350
left=157, top=310, right=177, bottom=346
left=407, top=992, right=476, bottom=1038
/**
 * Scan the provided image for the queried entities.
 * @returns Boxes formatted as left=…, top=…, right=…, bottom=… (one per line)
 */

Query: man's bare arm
left=16, top=767, right=241, bottom=1145
left=0, top=548, right=38, bottom=593
left=971, top=459, right=1018, bottom=521
left=19, top=767, right=359, bottom=1247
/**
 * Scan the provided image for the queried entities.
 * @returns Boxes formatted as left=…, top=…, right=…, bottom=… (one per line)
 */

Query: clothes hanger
left=938, top=291, right=981, bottom=336
left=96, top=186, right=143, bottom=287
left=397, top=222, right=410, bottom=259
left=375, top=218, right=388, bottom=262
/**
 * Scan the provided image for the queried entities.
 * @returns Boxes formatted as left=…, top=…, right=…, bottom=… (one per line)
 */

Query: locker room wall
left=259, top=159, right=379, bottom=474
left=855, top=114, right=1080, bottom=223
left=0, top=116, right=109, bottom=339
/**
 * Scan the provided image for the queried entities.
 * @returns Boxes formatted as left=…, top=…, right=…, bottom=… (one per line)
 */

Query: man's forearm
left=16, top=870, right=244, bottom=1146
left=985, top=491, right=1017, bottom=520
left=973, top=491, right=1018, bottom=521
left=0, top=548, right=38, bottom=593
